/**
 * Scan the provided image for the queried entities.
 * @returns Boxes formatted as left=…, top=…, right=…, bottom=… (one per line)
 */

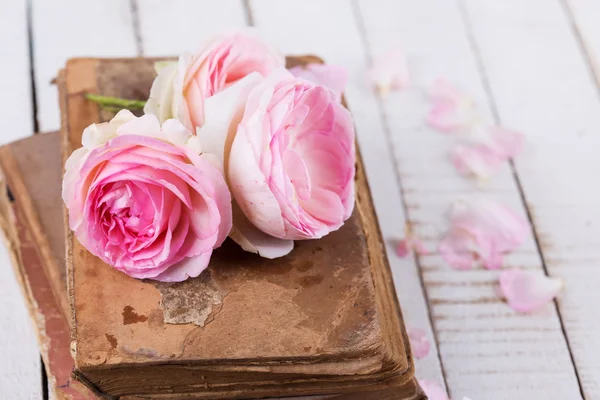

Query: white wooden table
left=2, top=0, right=599, bottom=399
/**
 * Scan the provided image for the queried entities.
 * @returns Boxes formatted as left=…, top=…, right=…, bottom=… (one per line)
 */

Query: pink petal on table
left=452, top=144, right=505, bottom=179
left=289, top=63, right=348, bottom=102
left=413, top=238, right=429, bottom=255
left=418, top=380, right=448, bottom=400
left=395, top=227, right=428, bottom=258
left=499, top=269, right=563, bottom=312
left=426, top=79, right=476, bottom=133
left=368, top=49, right=410, bottom=95
left=396, top=238, right=411, bottom=258
left=439, top=228, right=480, bottom=270
left=428, top=78, right=463, bottom=102
left=408, top=327, right=430, bottom=359
left=452, top=126, right=524, bottom=179
left=439, top=198, right=529, bottom=270
left=486, top=126, right=524, bottom=158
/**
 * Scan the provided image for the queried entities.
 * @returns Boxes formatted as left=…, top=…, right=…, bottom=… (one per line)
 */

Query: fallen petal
left=499, top=269, right=563, bottom=312
left=452, top=144, right=504, bottom=180
left=426, top=79, right=477, bottom=133
left=428, top=78, right=463, bottom=103
left=418, top=380, right=448, bottom=400
left=396, top=238, right=411, bottom=258
left=427, top=102, right=466, bottom=133
left=289, top=63, right=347, bottom=102
left=413, top=238, right=428, bottom=255
left=486, top=126, right=524, bottom=158
left=395, top=223, right=428, bottom=258
left=439, top=228, right=479, bottom=270
left=408, top=327, right=430, bottom=359
left=440, top=197, right=529, bottom=270
left=368, top=48, right=410, bottom=95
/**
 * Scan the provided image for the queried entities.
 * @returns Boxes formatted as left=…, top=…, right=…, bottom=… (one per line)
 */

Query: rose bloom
left=144, top=29, right=284, bottom=131
left=62, top=110, right=232, bottom=282
left=197, top=69, right=355, bottom=258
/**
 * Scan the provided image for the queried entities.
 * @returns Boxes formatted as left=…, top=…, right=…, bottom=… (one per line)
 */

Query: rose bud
left=197, top=69, right=356, bottom=258
left=144, top=29, right=284, bottom=130
left=62, top=110, right=232, bottom=282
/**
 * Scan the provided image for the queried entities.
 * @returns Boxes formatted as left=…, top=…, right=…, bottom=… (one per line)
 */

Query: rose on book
left=197, top=69, right=355, bottom=258
left=62, top=111, right=232, bottom=282
left=144, top=29, right=285, bottom=130
left=66, top=30, right=356, bottom=281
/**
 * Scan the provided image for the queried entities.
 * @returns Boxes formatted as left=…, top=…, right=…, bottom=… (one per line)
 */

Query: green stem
left=85, top=93, right=147, bottom=111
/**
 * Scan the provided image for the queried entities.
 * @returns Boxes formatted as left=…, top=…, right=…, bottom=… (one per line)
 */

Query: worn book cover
left=0, top=132, right=423, bottom=400
left=0, top=131, right=93, bottom=400
left=59, top=55, right=422, bottom=399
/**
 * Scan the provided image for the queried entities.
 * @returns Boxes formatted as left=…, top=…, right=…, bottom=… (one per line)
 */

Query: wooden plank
left=136, top=0, right=247, bottom=56
left=463, top=0, right=600, bottom=397
left=248, top=0, right=446, bottom=387
left=355, top=0, right=583, bottom=398
left=0, top=0, right=44, bottom=398
left=563, top=0, right=600, bottom=89
left=0, top=0, right=33, bottom=141
left=31, top=0, right=138, bottom=132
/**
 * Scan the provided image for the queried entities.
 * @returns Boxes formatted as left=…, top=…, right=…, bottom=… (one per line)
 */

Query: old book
left=0, top=132, right=423, bottom=400
left=0, top=131, right=94, bottom=400
left=60, top=56, right=422, bottom=399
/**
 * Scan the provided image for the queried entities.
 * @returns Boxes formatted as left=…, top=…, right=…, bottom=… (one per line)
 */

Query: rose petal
left=413, top=239, right=428, bottom=255
left=426, top=101, right=467, bottom=133
left=408, top=327, right=430, bottom=359
left=418, top=380, right=448, bottom=400
left=368, top=48, right=410, bottom=95
left=439, top=228, right=479, bottom=270
left=117, top=113, right=163, bottom=139
left=161, top=118, right=193, bottom=147
left=229, top=201, right=294, bottom=259
left=452, top=144, right=504, bottom=180
left=144, top=62, right=178, bottom=123
left=396, top=237, right=428, bottom=258
left=439, top=198, right=529, bottom=270
left=452, top=125, right=524, bottom=179
left=196, top=72, right=263, bottom=168
left=289, top=63, right=347, bottom=102
left=396, top=239, right=411, bottom=258
left=484, top=126, right=524, bottom=158
left=152, top=251, right=213, bottom=282
left=426, top=79, right=476, bottom=133
left=81, top=109, right=136, bottom=149
left=499, top=268, right=563, bottom=313
left=428, top=78, right=463, bottom=103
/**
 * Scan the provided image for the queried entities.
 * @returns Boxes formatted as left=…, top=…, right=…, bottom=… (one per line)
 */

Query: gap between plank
left=349, top=0, right=450, bottom=391
left=242, top=0, right=255, bottom=26
left=558, top=0, right=600, bottom=102
left=455, top=0, right=586, bottom=397
left=129, top=0, right=144, bottom=56
left=26, top=0, right=39, bottom=133
left=41, top=357, right=49, bottom=400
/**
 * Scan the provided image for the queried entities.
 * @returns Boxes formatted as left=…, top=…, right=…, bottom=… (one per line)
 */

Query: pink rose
left=62, top=110, right=232, bottom=282
left=144, top=29, right=284, bottom=130
left=197, top=69, right=356, bottom=258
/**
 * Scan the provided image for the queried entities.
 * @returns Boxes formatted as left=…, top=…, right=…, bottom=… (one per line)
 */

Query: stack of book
left=0, top=55, right=424, bottom=399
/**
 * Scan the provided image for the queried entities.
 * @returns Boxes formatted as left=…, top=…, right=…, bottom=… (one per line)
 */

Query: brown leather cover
left=59, top=56, right=419, bottom=399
